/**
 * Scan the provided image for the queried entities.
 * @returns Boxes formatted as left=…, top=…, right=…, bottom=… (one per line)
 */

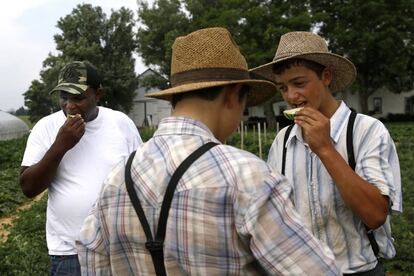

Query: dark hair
left=238, top=85, right=250, bottom=101
left=272, top=58, right=325, bottom=78
left=171, top=84, right=248, bottom=108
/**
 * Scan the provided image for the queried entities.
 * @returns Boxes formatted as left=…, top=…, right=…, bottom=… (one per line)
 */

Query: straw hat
left=145, top=27, right=278, bottom=107
left=250, top=31, right=356, bottom=92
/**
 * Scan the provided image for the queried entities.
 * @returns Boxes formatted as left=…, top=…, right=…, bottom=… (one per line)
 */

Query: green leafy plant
left=0, top=196, right=48, bottom=275
left=0, top=136, right=29, bottom=217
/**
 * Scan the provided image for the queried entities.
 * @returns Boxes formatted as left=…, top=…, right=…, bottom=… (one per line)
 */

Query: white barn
left=339, top=88, right=414, bottom=119
left=128, top=69, right=172, bottom=127
left=250, top=88, right=414, bottom=120
left=129, top=68, right=414, bottom=124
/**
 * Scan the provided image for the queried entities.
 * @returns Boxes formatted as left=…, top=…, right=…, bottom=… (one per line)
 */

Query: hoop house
left=0, top=111, right=29, bottom=141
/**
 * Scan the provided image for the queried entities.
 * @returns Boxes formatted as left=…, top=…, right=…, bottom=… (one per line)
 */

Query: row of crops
left=0, top=122, right=413, bottom=275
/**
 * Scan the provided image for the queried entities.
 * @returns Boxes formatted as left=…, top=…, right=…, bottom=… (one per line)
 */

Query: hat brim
left=49, top=83, right=88, bottom=95
left=250, top=52, right=356, bottom=93
left=145, top=79, right=280, bottom=107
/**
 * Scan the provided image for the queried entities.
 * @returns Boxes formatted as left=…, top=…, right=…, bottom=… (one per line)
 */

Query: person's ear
left=223, top=85, right=241, bottom=109
left=322, top=67, right=333, bottom=87
left=95, top=87, right=103, bottom=103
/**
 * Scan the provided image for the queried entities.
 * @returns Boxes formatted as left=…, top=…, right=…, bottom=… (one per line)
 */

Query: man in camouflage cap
left=50, top=61, right=103, bottom=121
left=51, top=61, right=101, bottom=96
left=20, top=61, right=142, bottom=275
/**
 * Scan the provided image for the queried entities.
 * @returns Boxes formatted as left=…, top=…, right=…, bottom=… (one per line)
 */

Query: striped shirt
left=77, top=116, right=339, bottom=275
left=268, top=102, right=402, bottom=274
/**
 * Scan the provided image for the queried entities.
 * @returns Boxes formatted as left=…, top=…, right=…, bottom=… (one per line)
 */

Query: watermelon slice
left=283, top=107, right=303, bottom=120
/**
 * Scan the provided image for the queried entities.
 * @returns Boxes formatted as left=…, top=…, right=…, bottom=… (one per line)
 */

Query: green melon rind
left=283, top=107, right=303, bottom=120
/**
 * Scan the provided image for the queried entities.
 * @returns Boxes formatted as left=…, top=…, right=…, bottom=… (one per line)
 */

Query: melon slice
left=283, top=107, right=303, bottom=120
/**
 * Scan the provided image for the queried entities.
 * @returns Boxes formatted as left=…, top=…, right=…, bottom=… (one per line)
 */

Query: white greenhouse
left=0, top=111, right=29, bottom=141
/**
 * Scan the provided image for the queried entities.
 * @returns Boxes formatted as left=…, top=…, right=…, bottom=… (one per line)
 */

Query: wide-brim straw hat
left=250, top=31, right=356, bottom=93
left=146, top=27, right=278, bottom=107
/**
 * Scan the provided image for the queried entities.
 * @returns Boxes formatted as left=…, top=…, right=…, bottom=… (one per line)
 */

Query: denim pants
left=49, top=254, right=81, bottom=276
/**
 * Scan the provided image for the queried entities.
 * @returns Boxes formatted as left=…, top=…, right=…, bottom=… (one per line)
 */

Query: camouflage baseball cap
left=50, top=61, right=102, bottom=95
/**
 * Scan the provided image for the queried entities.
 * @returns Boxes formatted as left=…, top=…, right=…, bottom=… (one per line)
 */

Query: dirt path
left=0, top=192, right=45, bottom=241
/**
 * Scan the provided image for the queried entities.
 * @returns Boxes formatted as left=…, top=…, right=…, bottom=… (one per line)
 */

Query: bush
left=0, top=196, right=48, bottom=275
left=384, top=122, right=414, bottom=274
left=138, top=127, right=156, bottom=142
left=0, top=136, right=29, bottom=217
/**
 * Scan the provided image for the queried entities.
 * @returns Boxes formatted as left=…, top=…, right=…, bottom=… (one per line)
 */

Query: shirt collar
left=286, top=124, right=301, bottom=145
left=286, top=101, right=351, bottom=145
left=330, top=101, right=351, bottom=143
left=154, top=116, right=219, bottom=142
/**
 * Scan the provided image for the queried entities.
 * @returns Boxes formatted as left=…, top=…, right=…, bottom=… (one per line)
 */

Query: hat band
left=171, top=68, right=249, bottom=87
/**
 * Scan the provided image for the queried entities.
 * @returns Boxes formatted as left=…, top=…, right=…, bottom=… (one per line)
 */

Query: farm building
left=128, top=69, right=172, bottom=127
left=0, top=111, right=29, bottom=141
left=130, top=68, right=414, bottom=127
left=271, top=88, right=414, bottom=120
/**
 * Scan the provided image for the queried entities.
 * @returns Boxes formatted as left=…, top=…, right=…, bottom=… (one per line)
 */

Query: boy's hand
left=294, top=107, right=333, bottom=154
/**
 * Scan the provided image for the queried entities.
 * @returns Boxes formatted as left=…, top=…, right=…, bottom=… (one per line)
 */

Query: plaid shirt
left=267, top=102, right=402, bottom=273
left=77, top=117, right=339, bottom=275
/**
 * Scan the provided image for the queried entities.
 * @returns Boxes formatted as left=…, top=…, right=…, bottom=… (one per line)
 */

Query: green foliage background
left=137, top=0, right=414, bottom=122
left=0, top=137, right=30, bottom=217
left=0, top=123, right=413, bottom=274
left=21, top=0, right=413, bottom=128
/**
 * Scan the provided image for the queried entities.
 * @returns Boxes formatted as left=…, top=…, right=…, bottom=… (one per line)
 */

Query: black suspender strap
left=281, top=124, right=294, bottom=175
left=125, top=142, right=218, bottom=276
left=125, top=150, right=152, bottom=244
left=346, top=110, right=379, bottom=257
left=346, top=111, right=357, bottom=171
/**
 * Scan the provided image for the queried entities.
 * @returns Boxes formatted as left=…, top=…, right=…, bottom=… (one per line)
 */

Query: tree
left=310, top=0, right=414, bottom=114
left=24, top=4, right=138, bottom=122
left=100, top=7, right=139, bottom=112
left=137, top=0, right=313, bottom=128
left=137, top=0, right=190, bottom=78
left=24, top=56, right=61, bottom=122
left=14, top=106, right=28, bottom=116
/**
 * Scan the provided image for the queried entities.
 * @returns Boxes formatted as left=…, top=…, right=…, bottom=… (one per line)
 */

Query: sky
left=0, top=0, right=148, bottom=112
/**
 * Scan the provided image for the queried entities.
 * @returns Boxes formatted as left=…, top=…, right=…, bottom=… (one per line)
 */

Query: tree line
left=24, top=0, right=414, bottom=127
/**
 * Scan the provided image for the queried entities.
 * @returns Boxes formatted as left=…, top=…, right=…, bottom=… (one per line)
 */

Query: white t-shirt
left=21, top=107, right=142, bottom=255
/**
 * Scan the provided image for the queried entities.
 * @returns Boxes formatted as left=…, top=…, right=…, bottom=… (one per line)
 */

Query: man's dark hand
left=55, top=114, right=86, bottom=152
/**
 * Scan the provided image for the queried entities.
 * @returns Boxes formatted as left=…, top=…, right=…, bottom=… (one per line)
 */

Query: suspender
left=125, top=142, right=218, bottom=276
left=281, top=124, right=294, bottom=175
left=346, top=111, right=357, bottom=171
left=282, top=110, right=379, bottom=257
left=346, top=111, right=380, bottom=257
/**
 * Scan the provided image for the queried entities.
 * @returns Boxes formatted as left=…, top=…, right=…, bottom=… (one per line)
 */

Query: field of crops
left=0, top=122, right=413, bottom=275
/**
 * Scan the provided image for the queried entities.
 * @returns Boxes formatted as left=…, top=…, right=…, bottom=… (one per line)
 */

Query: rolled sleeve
left=240, top=173, right=340, bottom=275
left=77, top=200, right=111, bottom=275
left=357, top=132, right=402, bottom=213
